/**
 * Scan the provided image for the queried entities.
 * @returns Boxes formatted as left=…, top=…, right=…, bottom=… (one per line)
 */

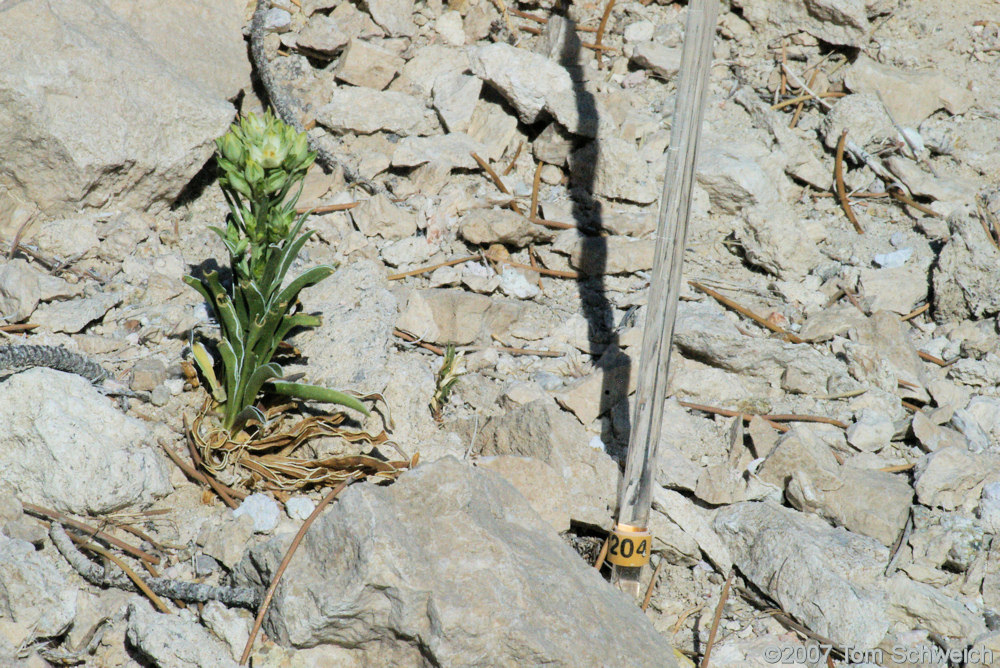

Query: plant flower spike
left=185, top=111, right=368, bottom=433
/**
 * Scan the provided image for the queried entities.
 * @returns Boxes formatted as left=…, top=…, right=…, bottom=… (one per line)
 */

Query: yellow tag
left=606, top=524, right=652, bottom=567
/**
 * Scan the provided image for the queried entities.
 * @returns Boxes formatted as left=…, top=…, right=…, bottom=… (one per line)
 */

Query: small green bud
left=284, top=131, right=310, bottom=169
left=263, top=171, right=287, bottom=195
left=244, top=159, right=264, bottom=186
left=226, top=172, right=252, bottom=198
left=218, top=132, right=245, bottom=165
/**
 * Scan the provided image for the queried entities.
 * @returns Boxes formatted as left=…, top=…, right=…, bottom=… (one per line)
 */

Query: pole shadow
left=555, top=14, right=632, bottom=463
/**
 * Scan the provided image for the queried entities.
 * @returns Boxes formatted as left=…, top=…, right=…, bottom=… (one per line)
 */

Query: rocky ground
left=1, top=0, right=1000, bottom=665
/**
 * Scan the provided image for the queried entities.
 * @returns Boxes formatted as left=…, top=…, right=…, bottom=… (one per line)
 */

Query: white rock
left=233, top=493, right=281, bottom=533
left=333, top=39, right=405, bottom=90
left=623, top=20, right=654, bottom=43
left=286, top=496, right=317, bottom=521
left=263, top=8, right=292, bottom=32
left=0, top=534, right=77, bottom=638
left=846, top=410, right=894, bottom=453
left=873, top=247, right=913, bottom=268
left=391, top=133, right=488, bottom=170
left=318, top=87, right=435, bottom=135
left=366, top=0, right=416, bottom=36
left=467, top=43, right=601, bottom=137
left=128, top=598, right=239, bottom=668
left=432, top=72, right=482, bottom=133
left=436, top=10, right=466, bottom=46
left=498, top=267, right=540, bottom=300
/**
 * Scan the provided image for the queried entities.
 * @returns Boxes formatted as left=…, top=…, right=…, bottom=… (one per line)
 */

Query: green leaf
left=242, top=362, right=282, bottom=411
left=191, top=342, right=226, bottom=403
left=217, top=338, right=241, bottom=429
left=267, top=381, right=370, bottom=416
left=274, top=265, right=334, bottom=309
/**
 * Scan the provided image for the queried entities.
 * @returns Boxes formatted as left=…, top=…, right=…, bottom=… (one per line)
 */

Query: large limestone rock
left=0, top=0, right=234, bottom=227
left=0, top=368, right=172, bottom=514
left=238, top=457, right=678, bottom=666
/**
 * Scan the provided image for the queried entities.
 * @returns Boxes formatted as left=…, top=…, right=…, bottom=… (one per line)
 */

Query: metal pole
left=611, top=0, right=719, bottom=596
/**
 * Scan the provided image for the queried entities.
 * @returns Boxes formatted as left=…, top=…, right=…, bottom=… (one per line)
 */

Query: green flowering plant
left=185, top=111, right=367, bottom=432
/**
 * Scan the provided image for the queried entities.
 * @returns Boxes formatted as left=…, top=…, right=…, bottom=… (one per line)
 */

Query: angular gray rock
left=933, top=216, right=1000, bottom=322
left=0, top=0, right=234, bottom=219
left=467, top=43, right=600, bottom=137
left=237, top=457, right=678, bottom=667
left=0, top=534, right=77, bottom=638
left=294, top=260, right=399, bottom=394
left=317, top=87, right=436, bottom=136
left=459, top=208, right=554, bottom=247
left=475, top=399, right=620, bottom=527
left=395, top=288, right=521, bottom=345
left=106, top=0, right=250, bottom=101
left=714, top=502, right=890, bottom=648
left=732, top=0, right=871, bottom=47
left=127, top=598, right=239, bottom=668
left=569, top=138, right=659, bottom=203
left=0, top=368, right=172, bottom=514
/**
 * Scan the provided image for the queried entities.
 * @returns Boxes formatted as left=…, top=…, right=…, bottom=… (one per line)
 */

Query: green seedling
left=185, top=111, right=367, bottom=432
left=430, top=345, right=464, bottom=422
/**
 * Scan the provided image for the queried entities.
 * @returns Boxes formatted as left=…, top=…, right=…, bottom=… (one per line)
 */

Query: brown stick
left=503, top=141, right=523, bottom=175
left=641, top=557, right=665, bottom=611
left=23, top=502, right=160, bottom=566
left=530, top=161, right=543, bottom=221
left=676, top=401, right=850, bottom=430
left=392, top=329, right=446, bottom=355
left=185, top=422, right=242, bottom=509
left=504, top=259, right=579, bottom=279
left=160, top=439, right=246, bottom=506
left=295, top=201, right=358, bottom=215
left=917, top=350, right=954, bottom=367
left=770, top=91, right=846, bottom=111
left=676, top=401, right=789, bottom=433
left=700, top=568, right=734, bottom=668
left=835, top=130, right=864, bottom=234
left=689, top=281, right=804, bottom=343
left=888, top=186, right=942, bottom=218
left=594, top=536, right=610, bottom=570
left=471, top=152, right=525, bottom=216
left=77, top=536, right=171, bottom=614
left=529, top=215, right=574, bottom=230
left=977, top=198, right=1000, bottom=251
left=387, top=255, right=479, bottom=281
left=0, top=323, right=37, bottom=333
left=509, top=8, right=546, bottom=23
left=240, top=478, right=356, bottom=664
left=594, top=0, right=617, bottom=68
left=901, top=303, right=930, bottom=321
left=879, top=463, right=916, bottom=473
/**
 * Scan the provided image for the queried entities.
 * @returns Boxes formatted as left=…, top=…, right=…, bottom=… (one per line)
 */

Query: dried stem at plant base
left=188, top=399, right=410, bottom=494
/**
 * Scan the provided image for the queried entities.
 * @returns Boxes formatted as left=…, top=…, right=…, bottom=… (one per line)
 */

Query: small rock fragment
left=233, top=493, right=281, bottom=533
left=333, top=39, right=404, bottom=90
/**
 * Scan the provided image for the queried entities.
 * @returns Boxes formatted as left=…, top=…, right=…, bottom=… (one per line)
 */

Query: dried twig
left=594, top=535, right=610, bottom=570
left=917, top=350, right=954, bottom=367
left=701, top=568, right=734, bottom=668
left=835, top=131, right=864, bottom=234
left=295, top=201, right=358, bottom=215
left=240, top=478, right=356, bottom=664
left=594, top=0, right=617, bottom=68
left=0, top=323, right=37, bottom=334
left=530, top=161, right=543, bottom=221
left=677, top=401, right=850, bottom=430
left=978, top=194, right=1000, bottom=248
left=393, top=329, right=446, bottom=355
left=23, top=502, right=159, bottom=566
left=51, top=522, right=258, bottom=609
left=641, top=557, right=665, bottom=611
left=901, top=303, right=930, bottom=321
left=689, top=281, right=804, bottom=343
left=888, top=186, right=942, bottom=218
left=769, top=91, right=845, bottom=111
left=528, top=245, right=544, bottom=293
left=503, top=141, right=523, bottom=175
left=387, top=255, right=479, bottom=281
left=677, top=401, right=789, bottom=433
